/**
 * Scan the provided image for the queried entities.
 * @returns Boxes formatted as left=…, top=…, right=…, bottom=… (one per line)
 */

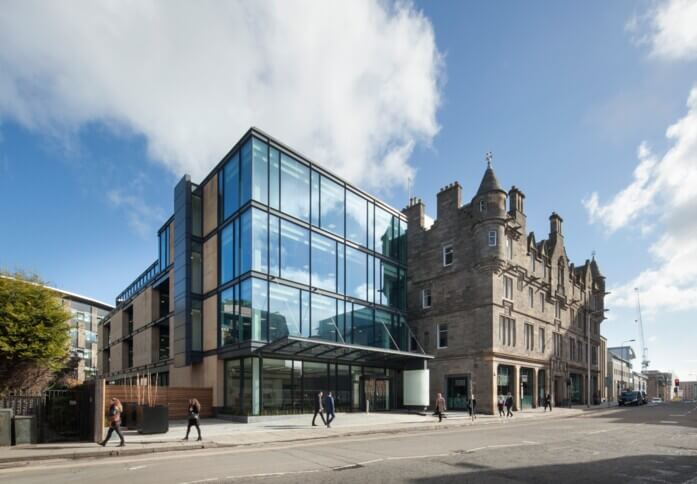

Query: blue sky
left=1, top=0, right=696, bottom=380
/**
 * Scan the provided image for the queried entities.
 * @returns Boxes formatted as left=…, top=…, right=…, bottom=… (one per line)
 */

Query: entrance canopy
left=255, top=336, right=433, bottom=367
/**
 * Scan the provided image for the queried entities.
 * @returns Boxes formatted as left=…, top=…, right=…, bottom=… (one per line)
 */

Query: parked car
left=651, top=397, right=663, bottom=403
left=619, top=391, right=642, bottom=406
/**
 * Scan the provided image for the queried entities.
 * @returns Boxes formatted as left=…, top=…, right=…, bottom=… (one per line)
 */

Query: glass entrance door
left=362, top=377, right=390, bottom=411
left=446, top=376, right=469, bottom=410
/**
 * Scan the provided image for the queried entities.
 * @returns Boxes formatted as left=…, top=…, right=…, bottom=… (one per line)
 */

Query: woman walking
left=497, top=395, right=506, bottom=417
left=505, top=392, right=514, bottom=418
left=184, top=398, right=202, bottom=441
left=98, top=397, right=125, bottom=447
left=434, top=392, right=446, bottom=423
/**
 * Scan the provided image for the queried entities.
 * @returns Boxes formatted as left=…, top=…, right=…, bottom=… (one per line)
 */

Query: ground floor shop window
left=224, top=357, right=395, bottom=415
left=537, top=369, right=546, bottom=405
left=570, top=373, right=583, bottom=404
left=520, top=368, right=534, bottom=408
left=497, top=365, right=513, bottom=398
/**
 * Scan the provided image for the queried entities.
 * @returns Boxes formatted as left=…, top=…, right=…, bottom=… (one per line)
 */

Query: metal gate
left=0, top=383, right=95, bottom=442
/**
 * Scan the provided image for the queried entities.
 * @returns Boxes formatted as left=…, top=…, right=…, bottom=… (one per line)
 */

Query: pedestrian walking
left=98, top=397, right=125, bottom=447
left=505, top=392, right=514, bottom=418
left=183, top=398, right=202, bottom=441
left=434, top=392, right=446, bottom=423
left=312, top=391, right=326, bottom=426
left=325, top=391, right=336, bottom=428
left=469, top=395, right=477, bottom=420
left=497, top=395, right=505, bottom=417
left=544, top=393, right=553, bottom=412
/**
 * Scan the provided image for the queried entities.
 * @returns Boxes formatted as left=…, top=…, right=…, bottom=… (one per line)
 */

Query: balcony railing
left=116, top=260, right=159, bottom=304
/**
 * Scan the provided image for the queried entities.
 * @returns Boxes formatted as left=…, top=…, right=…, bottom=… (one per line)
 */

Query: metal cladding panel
left=173, top=175, right=192, bottom=368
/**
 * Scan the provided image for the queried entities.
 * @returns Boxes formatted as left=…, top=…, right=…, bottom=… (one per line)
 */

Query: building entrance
left=362, top=377, right=390, bottom=411
left=446, top=376, right=469, bottom=411
left=538, top=369, right=547, bottom=406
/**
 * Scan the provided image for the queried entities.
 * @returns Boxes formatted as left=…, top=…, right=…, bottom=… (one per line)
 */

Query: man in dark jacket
left=325, top=392, right=336, bottom=428
left=312, top=391, right=326, bottom=426
left=505, top=392, right=514, bottom=417
left=544, top=393, right=553, bottom=412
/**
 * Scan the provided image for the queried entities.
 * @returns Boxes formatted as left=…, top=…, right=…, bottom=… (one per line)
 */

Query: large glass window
left=269, top=147, right=280, bottom=210
left=311, top=170, right=320, bottom=227
left=375, top=206, right=395, bottom=259
left=269, top=283, right=302, bottom=340
left=251, top=208, right=268, bottom=273
left=280, top=220, right=310, bottom=285
left=225, top=359, right=242, bottom=414
left=220, top=223, right=233, bottom=283
left=240, top=139, right=252, bottom=206
left=159, top=226, right=170, bottom=272
left=261, top=359, right=295, bottom=414
left=311, top=293, right=338, bottom=341
left=239, top=279, right=252, bottom=341
left=252, top=137, right=268, bottom=205
left=346, top=190, right=368, bottom=247
left=221, top=151, right=239, bottom=220
left=399, top=219, right=408, bottom=265
left=192, top=299, right=202, bottom=351
left=377, top=259, right=399, bottom=308
left=252, top=279, right=268, bottom=341
left=320, top=176, right=344, bottom=237
left=269, top=214, right=280, bottom=277
left=311, top=232, right=337, bottom=293
left=375, top=309, right=393, bottom=349
left=220, top=285, right=237, bottom=346
left=239, top=209, right=252, bottom=276
left=352, top=304, right=373, bottom=346
left=302, top=361, right=327, bottom=413
left=346, top=246, right=367, bottom=301
left=280, top=153, right=310, bottom=222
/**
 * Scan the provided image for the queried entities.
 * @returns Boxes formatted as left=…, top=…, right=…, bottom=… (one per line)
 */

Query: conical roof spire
left=476, top=153, right=505, bottom=197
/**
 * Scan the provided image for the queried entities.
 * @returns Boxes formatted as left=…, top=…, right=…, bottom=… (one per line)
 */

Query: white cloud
left=628, top=0, right=697, bottom=60
left=585, top=87, right=697, bottom=312
left=0, top=0, right=442, bottom=193
left=107, top=189, right=165, bottom=239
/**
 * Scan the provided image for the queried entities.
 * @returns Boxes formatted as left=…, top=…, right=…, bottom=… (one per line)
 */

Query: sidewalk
left=0, top=407, right=590, bottom=466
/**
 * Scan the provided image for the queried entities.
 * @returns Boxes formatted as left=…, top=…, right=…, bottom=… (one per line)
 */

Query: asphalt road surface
left=2, top=401, right=696, bottom=484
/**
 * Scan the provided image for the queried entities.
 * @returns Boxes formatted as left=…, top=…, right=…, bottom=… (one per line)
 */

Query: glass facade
left=224, top=356, right=394, bottom=415
left=217, top=135, right=410, bottom=353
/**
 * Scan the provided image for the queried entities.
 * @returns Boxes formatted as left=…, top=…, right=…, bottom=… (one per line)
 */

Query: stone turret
left=508, top=186, right=526, bottom=231
left=473, top=162, right=507, bottom=264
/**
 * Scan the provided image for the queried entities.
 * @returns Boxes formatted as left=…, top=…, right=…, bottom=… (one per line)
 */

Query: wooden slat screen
left=104, top=386, right=213, bottom=419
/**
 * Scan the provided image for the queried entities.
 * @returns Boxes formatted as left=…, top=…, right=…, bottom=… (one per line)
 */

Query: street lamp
left=620, top=339, right=635, bottom=400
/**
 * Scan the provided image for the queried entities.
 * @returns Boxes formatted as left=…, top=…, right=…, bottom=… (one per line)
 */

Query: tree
left=0, top=272, right=72, bottom=396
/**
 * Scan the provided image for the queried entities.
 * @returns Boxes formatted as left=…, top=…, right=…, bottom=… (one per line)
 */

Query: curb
left=0, top=409, right=588, bottom=467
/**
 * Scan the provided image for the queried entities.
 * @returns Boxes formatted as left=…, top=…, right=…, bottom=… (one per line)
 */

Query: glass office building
left=99, top=128, right=430, bottom=418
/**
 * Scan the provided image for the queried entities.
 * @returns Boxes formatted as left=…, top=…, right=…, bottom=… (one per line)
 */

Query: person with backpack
left=183, top=398, right=202, bottom=441
left=98, top=397, right=125, bottom=447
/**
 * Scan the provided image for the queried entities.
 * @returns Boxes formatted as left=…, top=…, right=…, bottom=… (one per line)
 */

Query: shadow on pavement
left=410, top=454, right=697, bottom=484
left=580, top=401, right=697, bottom=429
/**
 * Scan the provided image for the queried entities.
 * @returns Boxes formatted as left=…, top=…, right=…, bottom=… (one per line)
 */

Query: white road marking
left=128, top=465, right=148, bottom=471
left=465, top=441, right=539, bottom=453
left=221, top=469, right=323, bottom=481
left=583, top=429, right=610, bottom=435
left=660, top=421, right=679, bottom=424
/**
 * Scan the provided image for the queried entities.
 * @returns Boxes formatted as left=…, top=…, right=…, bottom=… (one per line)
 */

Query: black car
left=619, top=391, right=642, bottom=406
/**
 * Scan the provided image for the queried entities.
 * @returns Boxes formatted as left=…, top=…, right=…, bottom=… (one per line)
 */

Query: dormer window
left=479, top=199, right=487, bottom=212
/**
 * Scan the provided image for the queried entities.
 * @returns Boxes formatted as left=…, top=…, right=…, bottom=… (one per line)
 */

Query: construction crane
left=635, top=288, right=650, bottom=370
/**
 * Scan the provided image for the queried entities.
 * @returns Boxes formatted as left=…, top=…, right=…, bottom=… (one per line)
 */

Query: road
left=2, top=402, right=696, bottom=483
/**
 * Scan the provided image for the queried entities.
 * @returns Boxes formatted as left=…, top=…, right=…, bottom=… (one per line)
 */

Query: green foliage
left=0, top=272, right=72, bottom=395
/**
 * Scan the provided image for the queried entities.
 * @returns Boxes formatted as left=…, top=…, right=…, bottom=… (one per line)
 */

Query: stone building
left=403, top=162, right=607, bottom=414
left=644, top=370, right=673, bottom=401
left=680, top=381, right=697, bottom=401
